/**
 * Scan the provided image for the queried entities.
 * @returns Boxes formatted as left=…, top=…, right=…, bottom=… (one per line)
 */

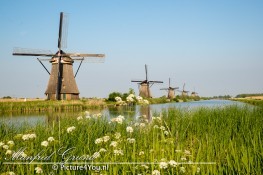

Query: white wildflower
left=169, top=160, right=178, bottom=167
left=184, top=150, right=191, bottom=155
left=160, top=126, right=166, bottom=130
left=103, top=136, right=110, bottom=143
left=127, top=138, right=135, bottom=144
left=7, top=172, right=15, bottom=175
left=153, top=125, right=159, bottom=129
left=141, top=164, right=149, bottom=169
left=113, top=149, right=123, bottom=156
left=175, top=149, right=182, bottom=153
left=85, top=111, right=90, bottom=116
left=134, top=122, right=139, bottom=127
left=159, top=161, right=168, bottom=169
left=152, top=170, right=160, bottom=175
left=5, top=150, right=12, bottom=155
left=126, top=126, right=134, bottom=133
left=3, top=145, right=9, bottom=150
left=139, top=151, right=144, bottom=156
left=197, top=167, right=201, bottom=173
left=85, top=115, right=91, bottom=119
left=67, top=126, right=76, bottom=133
left=164, top=131, right=169, bottom=136
left=115, top=132, right=121, bottom=139
left=7, top=141, right=14, bottom=145
left=35, top=167, right=43, bottom=174
left=143, top=99, right=149, bottom=104
left=181, top=157, right=187, bottom=161
left=0, top=142, right=5, bottom=147
left=41, top=141, right=48, bottom=147
left=115, top=96, right=122, bottom=102
left=110, top=141, right=118, bottom=147
left=99, top=148, right=107, bottom=153
left=126, top=96, right=134, bottom=102
left=139, top=123, right=146, bottom=127
left=77, top=116, right=83, bottom=120
left=180, top=166, right=186, bottom=173
left=21, top=152, right=27, bottom=158
left=136, top=96, right=143, bottom=101
left=22, top=134, right=29, bottom=141
left=29, top=134, right=36, bottom=139
left=95, top=138, right=103, bottom=144
left=47, top=137, right=55, bottom=142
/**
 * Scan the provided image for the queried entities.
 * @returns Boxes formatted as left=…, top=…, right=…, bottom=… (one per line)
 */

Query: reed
left=0, top=105, right=262, bottom=174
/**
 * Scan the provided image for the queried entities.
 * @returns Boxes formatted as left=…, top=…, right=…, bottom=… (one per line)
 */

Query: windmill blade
left=131, top=80, right=144, bottom=82
left=149, top=81, right=163, bottom=83
left=160, top=88, right=169, bottom=90
left=145, top=64, right=148, bottom=81
left=169, top=78, right=171, bottom=87
left=67, top=53, right=105, bottom=57
left=13, top=48, right=54, bottom=57
left=171, top=87, right=179, bottom=90
left=58, top=12, right=69, bottom=50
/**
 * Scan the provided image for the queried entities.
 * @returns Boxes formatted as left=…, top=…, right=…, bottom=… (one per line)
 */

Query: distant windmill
left=191, top=88, right=198, bottom=97
left=160, top=78, right=179, bottom=99
left=178, top=83, right=189, bottom=97
left=13, top=12, right=105, bottom=100
left=131, top=64, right=163, bottom=98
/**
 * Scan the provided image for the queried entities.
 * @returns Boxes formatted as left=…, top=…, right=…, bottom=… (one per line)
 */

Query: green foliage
left=236, top=93, right=263, bottom=98
left=107, top=92, right=123, bottom=101
left=2, top=96, right=12, bottom=99
left=0, top=106, right=262, bottom=174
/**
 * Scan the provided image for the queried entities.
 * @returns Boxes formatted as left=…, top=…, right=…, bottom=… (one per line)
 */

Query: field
left=0, top=104, right=262, bottom=174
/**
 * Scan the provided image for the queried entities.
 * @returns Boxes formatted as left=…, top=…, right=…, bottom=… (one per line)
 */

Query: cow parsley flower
left=152, top=170, right=160, bottom=175
left=110, top=141, right=118, bottom=147
left=95, top=138, right=103, bottom=144
left=113, top=149, right=123, bottom=156
left=103, top=136, right=110, bottom=143
left=67, top=126, right=76, bottom=133
left=47, top=137, right=55, bottom=142
left=180, top=167, right=186, bottom=173
left=35, top=167, right=43, bottom=174
left=7, top=141, right=14, bottom=145
left=169, top=160, right=178, bottom=167
left=127, top=138, right=135, bottom=144
left=77, top=116, right=83, bottom=120
left=139, top=151, right=144, bottom=156
left=99, top=148, right=107, bottom=153
left=5, top=150, right=12, bottom=155
left=126, top=126, right=134, bottom=133
left=0, top=142, right=5, bottom=147
left=3, top=145, right=9, bottom=150
left=159, top=161, right=168, bottom=169
left=115, top=132, right=121, bottom=139
left=41, top=141, right=48, bottom=147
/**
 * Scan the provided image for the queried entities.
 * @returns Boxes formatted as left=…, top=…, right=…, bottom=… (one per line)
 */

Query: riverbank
left=231, top=98, right=263, bottom=107
left=0, top=98, right=106, bottom=114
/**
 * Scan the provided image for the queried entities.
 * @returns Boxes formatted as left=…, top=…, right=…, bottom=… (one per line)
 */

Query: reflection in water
left=1, top=100, right=249, bottom=127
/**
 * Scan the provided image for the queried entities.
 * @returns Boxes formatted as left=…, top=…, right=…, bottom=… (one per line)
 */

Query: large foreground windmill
left=131, top=64, right=163, bottom=98
left=13, top=12, right=105, bottom=100
left=160, top=78, right=179, bottom=99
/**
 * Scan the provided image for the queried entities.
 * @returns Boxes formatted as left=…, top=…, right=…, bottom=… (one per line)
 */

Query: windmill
left=131, top=64, right=163, bottom=98
left=160, top=78, right=179, bottom=99
left=191, top=88, right=198, bottom=97
left=13, top=12, right=105, bottom=100
left=178, top=83, right=189, bottom=97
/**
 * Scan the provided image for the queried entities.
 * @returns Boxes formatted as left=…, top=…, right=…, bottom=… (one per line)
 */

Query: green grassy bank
left=0, top=105, right=262, bottom=174
left=0, top=99, right=106, bottom=114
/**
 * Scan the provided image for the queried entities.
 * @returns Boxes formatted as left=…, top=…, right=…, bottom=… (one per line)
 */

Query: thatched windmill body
left=13, top=12, right=105, bottom=100
left=131, top=65, right=163, bottom=98
left=191, top=88, right=198, bottom=97
left=160, top=78, right=179, bottom=99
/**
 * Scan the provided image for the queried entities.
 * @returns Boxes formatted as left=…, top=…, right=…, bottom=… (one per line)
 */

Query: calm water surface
left=0, top=100, right=247, bottom=126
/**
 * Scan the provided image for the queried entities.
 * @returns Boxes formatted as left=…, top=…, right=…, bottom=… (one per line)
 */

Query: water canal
left=0, top=100, right=247, bottom=127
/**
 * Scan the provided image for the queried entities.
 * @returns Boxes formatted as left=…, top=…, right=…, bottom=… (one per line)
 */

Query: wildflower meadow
left=0, top=104, right=262, bottom=174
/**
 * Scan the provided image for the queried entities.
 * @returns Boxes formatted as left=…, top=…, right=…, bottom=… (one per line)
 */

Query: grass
left=0, top=99, right=106, bottom=114
left=0, top=105, right=262, bottom=174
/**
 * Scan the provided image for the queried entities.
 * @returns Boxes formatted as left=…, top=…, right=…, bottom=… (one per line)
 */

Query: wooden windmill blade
left=149, top=80, right=163, bottom=83
left=160, top=88, right=169, bottom=90
left=13, top=48, right=55, bottom=57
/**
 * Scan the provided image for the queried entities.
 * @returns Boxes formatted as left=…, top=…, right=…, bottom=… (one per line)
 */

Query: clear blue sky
left=0, top=0, right=262, bottom=98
